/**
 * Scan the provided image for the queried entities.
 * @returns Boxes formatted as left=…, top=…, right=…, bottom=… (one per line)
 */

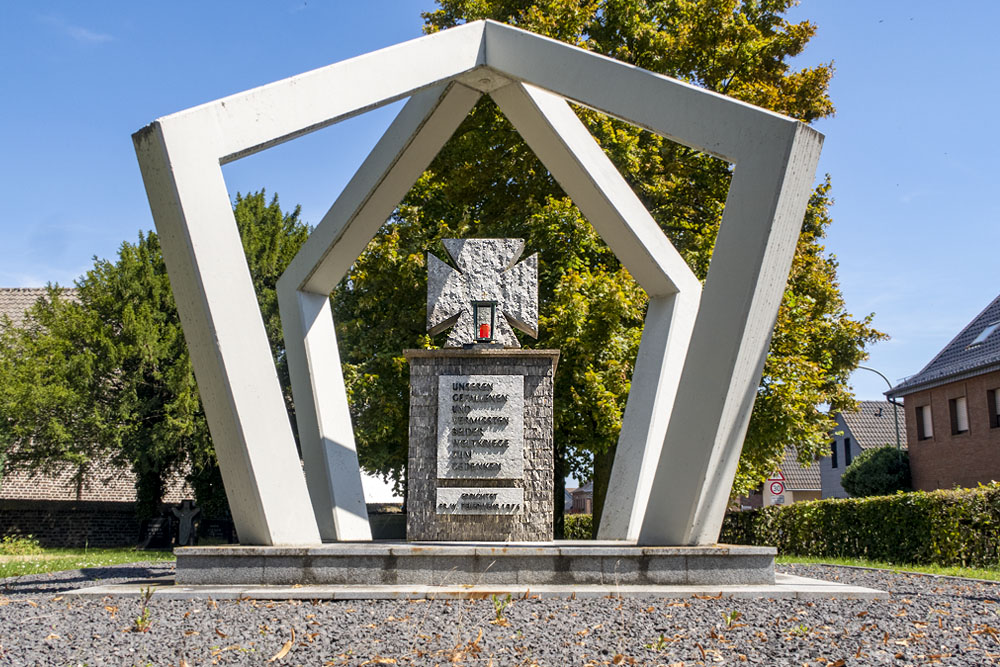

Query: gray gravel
left=2, top=562, right=1000, bottom=665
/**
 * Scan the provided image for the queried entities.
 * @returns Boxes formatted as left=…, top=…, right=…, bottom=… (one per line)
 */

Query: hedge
left=564, top=513, right=594, bottom=539
left=721, top=483, right=1000, bottom=568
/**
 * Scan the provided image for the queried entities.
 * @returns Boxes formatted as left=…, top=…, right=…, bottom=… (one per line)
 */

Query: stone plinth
left=174, top=542, right=777, bottom=587
left=405, top=348, right=558, bottom=541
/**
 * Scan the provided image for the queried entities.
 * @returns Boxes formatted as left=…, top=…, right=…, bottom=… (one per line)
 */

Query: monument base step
left=68, top=574, right=886, bottom=600
left=175, top=541, right=777, bottom=587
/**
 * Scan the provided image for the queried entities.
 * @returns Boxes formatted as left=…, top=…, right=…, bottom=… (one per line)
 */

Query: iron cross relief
left=427, top=238, right=538, bottom=348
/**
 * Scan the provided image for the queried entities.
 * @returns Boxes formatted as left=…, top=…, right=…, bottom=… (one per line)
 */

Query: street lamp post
left=857, top=365, right=901, bottom=453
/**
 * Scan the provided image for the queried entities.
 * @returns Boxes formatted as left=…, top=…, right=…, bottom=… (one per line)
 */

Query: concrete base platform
left=67, top=573, right=886, bottom=600
left=174, top=541, right=777, bottom=587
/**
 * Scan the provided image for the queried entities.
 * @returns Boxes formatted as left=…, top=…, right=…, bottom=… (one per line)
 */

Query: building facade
left=0, top=288, right=193, bottom=546
left=821, top=400, right=906, bottom=498
left=887, top=293, right=1000, bottom=491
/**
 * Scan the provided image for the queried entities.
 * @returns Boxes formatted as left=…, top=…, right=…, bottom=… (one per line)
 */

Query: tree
left=334, top=0, right=883, bottom=533
left=0, top=191, right=308, bottom=519
left=841, top=445, right=911, bottom=498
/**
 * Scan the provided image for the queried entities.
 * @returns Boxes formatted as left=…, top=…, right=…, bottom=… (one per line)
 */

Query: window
left=989, top=389, right=1000, bottom=429
left=831, top=440, right=838, bottom=469
left=968, top=321, right=1000, bottom=348
left=950, top=396, right=969, bottom=434
left=916, top=405, right=933, bottom=440
left=844, top=437, right=852, bottom=467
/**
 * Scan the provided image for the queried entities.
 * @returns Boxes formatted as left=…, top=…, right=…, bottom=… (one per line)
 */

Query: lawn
left=778, top=554, right=1000, bottom=582
left=0, top=537, right=174, bottom=579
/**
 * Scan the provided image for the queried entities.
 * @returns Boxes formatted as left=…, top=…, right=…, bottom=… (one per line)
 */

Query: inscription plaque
left=436, top=487, right=524, bottom=515
left=436, top=374, right=524, bottom=479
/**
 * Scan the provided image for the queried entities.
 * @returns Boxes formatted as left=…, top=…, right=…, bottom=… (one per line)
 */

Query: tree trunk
left=553, top=442, right=566, bottom=539
left=134, top=465, right=166, bottom=521
left=591, top=443, right=616, bottom=537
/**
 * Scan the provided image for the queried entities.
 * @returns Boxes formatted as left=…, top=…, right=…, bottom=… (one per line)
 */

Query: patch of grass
left=778, top=555, right=1000, bottom=582
left=0, top=534, right=43, bottom=556
left=0, top=547, right=174, bottom=579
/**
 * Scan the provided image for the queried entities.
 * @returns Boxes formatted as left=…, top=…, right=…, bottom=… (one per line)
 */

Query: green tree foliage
left=334, top=0, right=883, bottom=533
left=0, top=191, right=307, bottom=519
left=841, top=445, right=911, bottom=498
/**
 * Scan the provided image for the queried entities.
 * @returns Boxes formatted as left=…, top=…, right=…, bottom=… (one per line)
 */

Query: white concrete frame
left=133, top=20, right=822, bottom=546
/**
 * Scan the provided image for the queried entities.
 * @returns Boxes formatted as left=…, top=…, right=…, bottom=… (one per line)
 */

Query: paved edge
left=64, top=573, right=886, bottom=600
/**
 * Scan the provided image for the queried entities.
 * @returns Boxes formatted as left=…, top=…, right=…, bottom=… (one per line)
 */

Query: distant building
left=562, top=487, right=573, bottom=512
left=822, top=400, right=906, bottom=498
left=567, top=480, right=593, bottom=514
left=0, top=288, right=192, bottom=546
left=741, top=448, right=821, bottom=508
left=887, top=292, right=1000, bottom=491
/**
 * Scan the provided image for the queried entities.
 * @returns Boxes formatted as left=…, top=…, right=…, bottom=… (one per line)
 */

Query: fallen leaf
left=269, top=628, right=296, bottom=662
left=612, top=654, right=625, bottom=665
left=184, top=630, right=200, bottom=636
left=215, top=628, right=227, bottom=638
left=45, top=634, right=60, bottom=640
left=270, top=640, right=293, bottom=662
left=831, top=660, right=846, bottom=667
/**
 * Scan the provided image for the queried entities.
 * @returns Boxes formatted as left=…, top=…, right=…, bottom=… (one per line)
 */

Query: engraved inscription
left=436, top=487, right=524, bottom=515
left=437, top=374, right=524, bottom=479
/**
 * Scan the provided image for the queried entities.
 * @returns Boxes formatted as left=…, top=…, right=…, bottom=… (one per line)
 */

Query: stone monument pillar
left=405, top=239, right=558, bottom=541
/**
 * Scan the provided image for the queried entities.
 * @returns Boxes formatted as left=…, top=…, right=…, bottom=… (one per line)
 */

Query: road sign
left=769, top=481, right=785, bottom=495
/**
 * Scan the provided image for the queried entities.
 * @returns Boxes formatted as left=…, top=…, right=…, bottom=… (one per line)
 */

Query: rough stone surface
left=405, top=349, right=558, bottom=541
left=172, top=542, right=776, bottom=586
left=427, top=238, right=538, bottom=347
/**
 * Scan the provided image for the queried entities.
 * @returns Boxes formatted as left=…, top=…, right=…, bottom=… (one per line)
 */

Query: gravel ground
left=2, top=562, right=1000, bottom=666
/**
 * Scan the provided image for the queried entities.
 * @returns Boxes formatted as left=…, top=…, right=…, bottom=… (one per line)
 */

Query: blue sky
left=2, top=1, right=997, bottom=404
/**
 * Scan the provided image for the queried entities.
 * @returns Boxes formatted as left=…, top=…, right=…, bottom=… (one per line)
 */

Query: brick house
left=886, top=293, right=1000, bottom=491
left=821, top=400, right=906, bottom=498
left=0, top=288, right=193, bottom=546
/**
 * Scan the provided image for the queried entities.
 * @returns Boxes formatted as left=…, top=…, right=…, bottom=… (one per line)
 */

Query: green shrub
left=564, top=513, right=594, bottom=539
left=0, top=534, right=43, bottom=556
left=721, top=483, right=1000, bottom=568
left=841, top=445, right=911, bottom=497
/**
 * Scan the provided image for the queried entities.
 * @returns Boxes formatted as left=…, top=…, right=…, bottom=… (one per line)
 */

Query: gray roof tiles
left=0, top=287, right=78, bottom=327
left=889, top=292, right=1000, bottom=396
left=778, top=448, right=821, bottom=491
left=842, top=400, right=907, bottom=450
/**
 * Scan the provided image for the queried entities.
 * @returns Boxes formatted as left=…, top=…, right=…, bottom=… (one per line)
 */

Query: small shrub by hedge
left=721, top=483, right=1000, bottom=568
left=564, top=513, right=594, bottom=539
left=841, top=445, right=911, bottom=497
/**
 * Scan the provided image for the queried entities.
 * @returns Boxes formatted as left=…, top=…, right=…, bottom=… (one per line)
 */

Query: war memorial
left=114, top=20, right=881, bottom=599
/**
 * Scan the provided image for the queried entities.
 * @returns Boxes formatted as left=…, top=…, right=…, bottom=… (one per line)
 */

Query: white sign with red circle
left=769, top=481, right=785, bottom=495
